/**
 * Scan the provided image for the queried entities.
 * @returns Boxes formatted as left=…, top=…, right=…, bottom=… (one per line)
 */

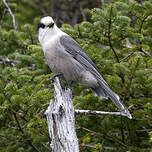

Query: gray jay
left=37, top=16, right=132, bottom=119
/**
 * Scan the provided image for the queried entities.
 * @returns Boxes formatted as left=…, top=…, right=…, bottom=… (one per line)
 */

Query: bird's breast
left=43, top=37, right=98, bottom=86
left=44, top=38, right=73, bottom=72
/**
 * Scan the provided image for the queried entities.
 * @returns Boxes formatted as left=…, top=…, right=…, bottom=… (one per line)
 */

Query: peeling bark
left=45, top=77, right=79, bottom=152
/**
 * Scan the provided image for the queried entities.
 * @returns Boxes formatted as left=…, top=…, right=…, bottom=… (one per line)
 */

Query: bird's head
left=37, top=16, right=61, bottom=45
left=37, top=16, right=55, bottom=31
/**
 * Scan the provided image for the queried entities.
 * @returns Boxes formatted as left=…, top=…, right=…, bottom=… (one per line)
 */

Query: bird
left=37, top=16, right=132, bottom=119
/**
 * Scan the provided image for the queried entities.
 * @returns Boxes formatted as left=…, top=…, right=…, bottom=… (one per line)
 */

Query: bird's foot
left=66, top=85, right=73, bottom=91
left=50, top=73, right=63, bottom=81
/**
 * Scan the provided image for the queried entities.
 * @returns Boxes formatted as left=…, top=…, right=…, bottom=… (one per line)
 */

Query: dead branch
left=75, top=109, right=127, bottom=117
left=0, top=56, right=21, bottom=66
left=2, top=0, right=17, bottom=30
left=45, top=77, right=79, bottom=152
left=120, top=52, right=134, bottom=62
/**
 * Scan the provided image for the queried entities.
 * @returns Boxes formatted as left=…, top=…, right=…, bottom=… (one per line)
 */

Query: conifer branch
left=107, top=5, right=120, bottom=63
left=2, top=0, right=17, bottom=30
left=12, top=112, right=24, bottom=134
left=11, top=110, right=43, bottom=152
left=77, top=125, right=127, bottom=148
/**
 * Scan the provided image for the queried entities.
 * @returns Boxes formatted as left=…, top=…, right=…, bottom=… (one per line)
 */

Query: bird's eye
left=37, top=22, right=45, bottom=31
left=48, top=23, right=54, bottom=28
left=39, top=23, right=45, bottom=29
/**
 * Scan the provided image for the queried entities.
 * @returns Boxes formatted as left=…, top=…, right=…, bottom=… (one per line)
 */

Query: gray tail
left=92, top=86, right=108, bottom=99
left=92, top=84, right=132, bottom=119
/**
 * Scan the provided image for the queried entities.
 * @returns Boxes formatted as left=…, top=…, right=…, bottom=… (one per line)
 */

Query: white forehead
left=40, top=16, right=54, bottom=25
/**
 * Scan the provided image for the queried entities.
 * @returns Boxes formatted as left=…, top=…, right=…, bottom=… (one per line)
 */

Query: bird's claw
left=50, top=73, right=62, bottom=81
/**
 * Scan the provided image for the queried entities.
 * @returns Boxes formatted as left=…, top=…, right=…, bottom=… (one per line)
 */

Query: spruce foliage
left=0, top=0, right=152, bottom=151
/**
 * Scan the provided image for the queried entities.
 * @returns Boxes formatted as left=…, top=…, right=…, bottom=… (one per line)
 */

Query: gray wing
left=60, top=35, right=112, bottom=86
left=60, top=35, right=132, bottom=118
left=60, top=35, right=99, bottom=73
left=60, top=35, right=109, bottom=85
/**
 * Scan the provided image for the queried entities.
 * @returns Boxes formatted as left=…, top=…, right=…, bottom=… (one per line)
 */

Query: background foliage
left=0, top=0, right=152, bottom=151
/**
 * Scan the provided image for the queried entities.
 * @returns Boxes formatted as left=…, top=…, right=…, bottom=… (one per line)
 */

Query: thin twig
left=11, top=110, right=42, bottom=152
left=12, top=112, right=24, bottom=134
left=107, top=5, right=120, bottom=63
left=81, top=144, right=117, bottom=150
left=2, top=0, right=17, bottom=30
left=139, top=49, right=152, bottom=58
left=139, top=14, right=152, bottom=58
left=120, top=117, right=125, bottom=143
left=28, top=142, right=43, bottom=152
left=41, top=143, right=51, bottom=151
left=79, top=3, right=86, bottom=21
left=29, top=0, right=47, bottom=16
left=77, top=125, right=127, bottom=148
left=139, top=15, right=149, bottom=33
left=0, top=8, right=7, bottom=26
left=75, top=109, right=127, bottom=117
left=11, top=109, right=28, bottom=122
left=120, top=52, right=134, bottom=62
left=80, top=143, right=97, bottom=149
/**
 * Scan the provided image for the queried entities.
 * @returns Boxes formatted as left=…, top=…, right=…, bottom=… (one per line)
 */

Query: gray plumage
left=38, top=16, right=132, bottom=119
left=60, top=35, right=130, bottom=117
